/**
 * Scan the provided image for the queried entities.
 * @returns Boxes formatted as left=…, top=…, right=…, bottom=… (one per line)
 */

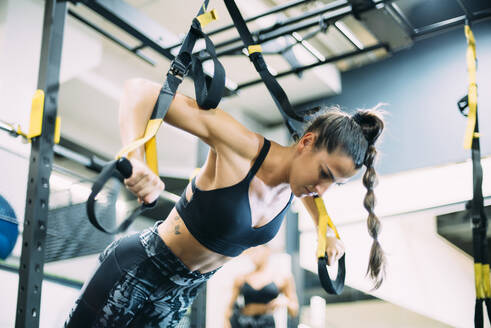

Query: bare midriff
left=157, top=207, right=231, bottom=273
left=241, top=303, right=272, bottom=316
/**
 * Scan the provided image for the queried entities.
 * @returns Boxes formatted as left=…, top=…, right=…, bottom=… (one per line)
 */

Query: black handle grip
left=317, top=254, right=346, bottom=295
left=87, top=157, right=157, bottom=234
left=116, top=157, right=133, bottom=179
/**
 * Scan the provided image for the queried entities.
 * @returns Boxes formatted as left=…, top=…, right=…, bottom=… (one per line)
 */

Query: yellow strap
left=196, top=9, right=218, bottom=28
left=463, top=25, right=477, bottom=149
left=116, top=118, right=163, bottom=175
left=475, top=263, right=485, bottom=299
left=144, top=136, right=158, bottom=175
left=27, top=90, right=45, bottom=139
left=248, top=45, right=262, bottom=55
left=54, top=116, right=61, bottom=144
left=314, top=196, right=340, bottom=258
left=483, top=264, right=491, bottom=298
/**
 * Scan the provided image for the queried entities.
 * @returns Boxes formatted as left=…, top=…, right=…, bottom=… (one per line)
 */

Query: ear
left=298, top=132, right=316, bottom=152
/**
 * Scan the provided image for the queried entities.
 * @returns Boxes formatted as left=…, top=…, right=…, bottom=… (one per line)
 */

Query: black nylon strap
left=88, top=0, right=221, bottom=234
left=190, top=24, right=226, bottom=109
left=318, top=254, right=346, bottom=295
left=151, top=74, right=183, bottom=120
left=87, top=158, right=156, bottom=234
left=459, top=99, right=490, bottom=326
left=223, top=0, right=304, bottom=139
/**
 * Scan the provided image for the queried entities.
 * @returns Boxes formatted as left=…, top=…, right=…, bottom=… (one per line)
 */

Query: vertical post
left=286, top=210, right=302, bottom=328
left=189, top=139, right=209, bottom=327
left=15, top=1, right=67, bottom=327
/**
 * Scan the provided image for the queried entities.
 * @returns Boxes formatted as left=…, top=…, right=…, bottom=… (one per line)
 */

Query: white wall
left=297, top=157, right=491, bottom=328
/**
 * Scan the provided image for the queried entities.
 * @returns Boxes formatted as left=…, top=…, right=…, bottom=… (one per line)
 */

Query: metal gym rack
left=14, top=0, right=491, bottom=327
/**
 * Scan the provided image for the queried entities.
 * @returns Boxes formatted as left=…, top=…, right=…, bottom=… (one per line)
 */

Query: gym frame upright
left=15, top=1, right=67, bottom=327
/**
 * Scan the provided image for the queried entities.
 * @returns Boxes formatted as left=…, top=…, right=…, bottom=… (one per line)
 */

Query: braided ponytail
left=353, top=110, right=385, bottom=289
left=303, top=106, right=386, bottom=288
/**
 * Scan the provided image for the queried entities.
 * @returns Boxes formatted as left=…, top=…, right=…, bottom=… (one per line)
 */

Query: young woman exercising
left=65, top=78, right=385, bottom=328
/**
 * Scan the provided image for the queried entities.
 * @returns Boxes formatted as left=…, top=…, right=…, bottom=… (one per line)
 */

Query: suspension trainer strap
left=88, top=0, right=224, bottom=234
left=223, top=0, right=344, bottom=294
left=314, top=195, right=346, bottom=295
left=116, top=0, right=223, bottom=173
left=458, top=24, right=490, bottom=328
left=463, top=25, right=478, bottom=150
left=223, top=0, right=304, bottom=139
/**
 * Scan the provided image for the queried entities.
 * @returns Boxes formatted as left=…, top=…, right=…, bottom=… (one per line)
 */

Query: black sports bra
left=175, top=138, right=293, bottom=257
left=241, top=282, right=279, bottom=304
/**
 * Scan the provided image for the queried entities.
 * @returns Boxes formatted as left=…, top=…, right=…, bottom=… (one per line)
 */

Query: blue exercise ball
left=0, top=195, right=19, bottom=260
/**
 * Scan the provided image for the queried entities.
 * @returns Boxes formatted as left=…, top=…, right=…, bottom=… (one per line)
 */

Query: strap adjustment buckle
left=169, top=59, right=189, bottom=78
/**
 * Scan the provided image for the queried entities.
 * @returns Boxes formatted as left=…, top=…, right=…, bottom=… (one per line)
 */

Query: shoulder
left=233, top=274, right=247, bottom=288
left=276, top=272, right=295, bottom=291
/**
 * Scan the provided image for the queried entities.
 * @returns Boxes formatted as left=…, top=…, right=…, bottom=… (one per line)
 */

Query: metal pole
left=206, top=0, right=350, bottom=54
left=68, top=9, right=155, bottom=66
left=413, top=12, right=491, bottom=40
left=15, top=1, right=67, bottom=327
left=166, top=0, right=316, bottom=50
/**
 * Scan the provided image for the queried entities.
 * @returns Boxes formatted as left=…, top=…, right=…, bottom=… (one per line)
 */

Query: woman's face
left=289, top=133, right=358, bottom=198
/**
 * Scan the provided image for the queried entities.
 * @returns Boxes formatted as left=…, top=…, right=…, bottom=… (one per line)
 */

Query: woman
left=225, top=245, right=298, bottom=328
left=65, top=78, right=385, bottom=328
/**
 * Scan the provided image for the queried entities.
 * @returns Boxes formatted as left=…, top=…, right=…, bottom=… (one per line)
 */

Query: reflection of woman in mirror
left=225, top=245, right=299, bottom=328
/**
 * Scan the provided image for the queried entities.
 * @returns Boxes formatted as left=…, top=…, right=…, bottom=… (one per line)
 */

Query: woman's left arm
left=279, top=275, right=299, bottom=317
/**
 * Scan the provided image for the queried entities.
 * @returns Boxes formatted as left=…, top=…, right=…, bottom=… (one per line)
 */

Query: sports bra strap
left=246, top=138, right=270, bottom=180
left=191, top=138, right=270, bottom=189
left=191, top=176, right=197, bottom=193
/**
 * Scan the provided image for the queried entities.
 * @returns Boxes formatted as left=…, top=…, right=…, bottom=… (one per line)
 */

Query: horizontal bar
left=237, top=43, right=387, bottom=90
left=208, top=0, right=350, bottom=53
left=0, top=261, right=84, bottom=290
left=53, top=144, right=180, bottom=203
left=210, top=5, right=353, bottom=59
left=413, top=11, right=491, bottom=40
left=0, top=120, right=19, bottom=137
left=166, top=0, right=316, bottom=50
left=75, top=0, right=175, bottom=59
left=74, top=0, right=235, bottom=94
left=68, top=9, right=155, bottom=66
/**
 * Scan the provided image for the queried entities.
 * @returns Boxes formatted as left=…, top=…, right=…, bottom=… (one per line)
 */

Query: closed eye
left=320, top=168, right=333, bottom=180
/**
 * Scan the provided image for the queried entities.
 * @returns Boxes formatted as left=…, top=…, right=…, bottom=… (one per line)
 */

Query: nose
left=314, top=181, right=332, bottom=196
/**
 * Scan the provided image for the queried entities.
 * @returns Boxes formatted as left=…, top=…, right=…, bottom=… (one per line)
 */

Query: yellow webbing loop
left=54, top=116, right=61, bottom=144
left=144, top=136, right=158, bottom=175
left=248, top=45, right=262, bottom=55
left=28, top=90, right=45, bottom=139
left=315, top=196, right=340, bottom=258
left=483, top=264, right=491, bottom=298
left=475, top=263, right=485, bottom=299
left=463, top=25, right=477, bottom=149
left=197, top=9, right=218, bottom=28
left=116, top=118, right=163, bottom=175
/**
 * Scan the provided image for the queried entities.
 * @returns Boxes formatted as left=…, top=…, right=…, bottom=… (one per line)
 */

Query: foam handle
left=116, top=157, right=133, bottom=179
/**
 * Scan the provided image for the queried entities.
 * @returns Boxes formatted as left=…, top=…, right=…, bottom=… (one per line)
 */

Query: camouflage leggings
left=65, top=221, right=217, bottom=328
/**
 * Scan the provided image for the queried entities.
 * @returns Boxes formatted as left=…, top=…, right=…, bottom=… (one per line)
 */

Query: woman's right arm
left=118, top=78, right=261, bottom=203
left=119, top=78, right=260, bottom=158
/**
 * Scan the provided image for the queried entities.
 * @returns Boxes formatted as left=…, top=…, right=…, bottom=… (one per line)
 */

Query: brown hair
left=304, top=106, right=386, bottom=289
